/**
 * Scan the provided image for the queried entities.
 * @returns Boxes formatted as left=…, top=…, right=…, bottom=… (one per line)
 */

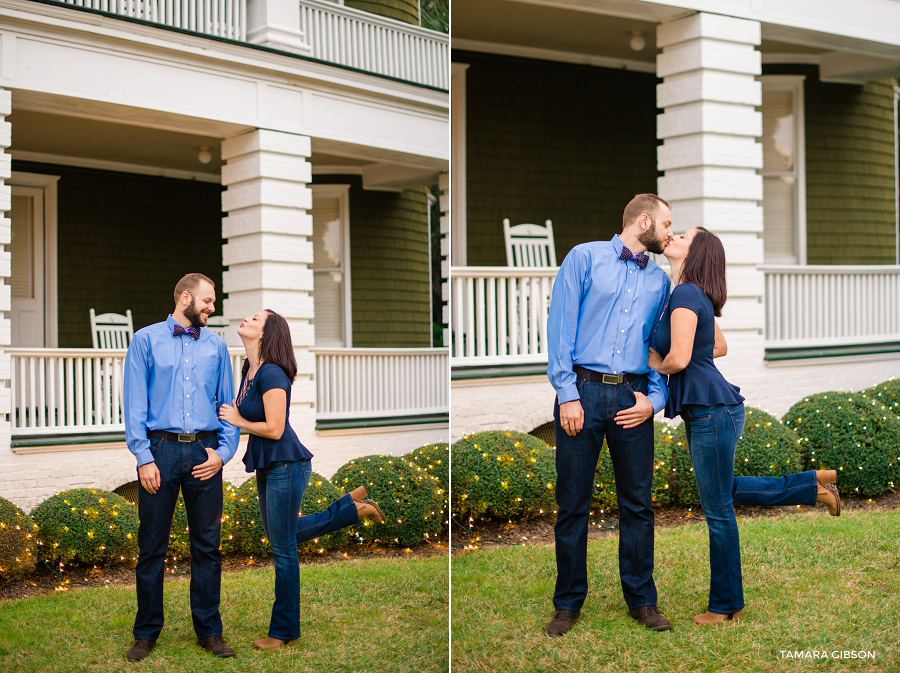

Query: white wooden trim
left=451, top=62, right=468, bottom=266
left=310, top=183, right=352, bottom=347
left=10, top=172, right=60, bottom=348
left=759, top=75, right=807, bottom=265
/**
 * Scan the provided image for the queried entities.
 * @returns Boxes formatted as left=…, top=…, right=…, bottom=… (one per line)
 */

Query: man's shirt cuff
left=557, top=384, right=580, bottom=404
left=648, top=392, right=666, bottom=415
left=135, top=449, right=154, bottom=467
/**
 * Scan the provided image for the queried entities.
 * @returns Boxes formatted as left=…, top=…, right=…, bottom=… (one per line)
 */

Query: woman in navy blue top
left=648, top=227, right=841, bottom=625
left=218, top=309, right=384, bottom=649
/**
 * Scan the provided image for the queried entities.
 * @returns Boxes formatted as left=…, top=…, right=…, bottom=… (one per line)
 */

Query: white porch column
left=0, top=89, right=10, bottom=453
left=439, top=171, right=450, bottom=347
left=220, top=130, right=315, bottom=445
left=656, top=13, right=766, bottom=379
left=246, top=0, right=311, bottom=54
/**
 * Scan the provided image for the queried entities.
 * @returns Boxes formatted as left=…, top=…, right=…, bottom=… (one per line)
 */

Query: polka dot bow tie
left=173, top=324, right=201, bottom=339
left=619, top=245, right=649, bottom=269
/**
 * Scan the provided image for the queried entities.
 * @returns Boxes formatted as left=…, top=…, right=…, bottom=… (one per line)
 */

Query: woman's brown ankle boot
left=691, top=609, right=742, bottom=625
left=348, top=485, right=368, bottom=502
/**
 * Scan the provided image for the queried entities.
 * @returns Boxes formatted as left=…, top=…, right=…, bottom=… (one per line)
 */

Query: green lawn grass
left=452, top=509, right=900, bottom=673
left=0, top=556, right=448, bottom=673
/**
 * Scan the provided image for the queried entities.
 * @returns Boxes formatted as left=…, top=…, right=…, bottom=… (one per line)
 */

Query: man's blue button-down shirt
left=124, top=315, right=239, bottom=467
left=548, top=234, right=671, bottom=413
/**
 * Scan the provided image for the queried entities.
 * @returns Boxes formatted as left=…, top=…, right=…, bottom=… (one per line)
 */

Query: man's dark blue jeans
left=553, top=375, right=657, bottom=612
left=134, top=435, right=223, bottom=642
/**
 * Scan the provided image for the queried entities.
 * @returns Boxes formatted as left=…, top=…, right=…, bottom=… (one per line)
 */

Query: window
left=310, top=184, right=352, bottom=347
left=759, top=76, right=807, bottom=265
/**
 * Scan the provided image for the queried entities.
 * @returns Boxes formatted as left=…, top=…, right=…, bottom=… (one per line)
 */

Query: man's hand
left=559, top=400, right=584, bottom=436
left=138, top=462, right=161, bottom=495
left=192, top=448, right=224, bottom=481
left=614, top=391, right=654, bottom=429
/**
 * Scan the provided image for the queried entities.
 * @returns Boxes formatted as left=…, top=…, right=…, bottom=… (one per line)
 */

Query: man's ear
left=181, top=291, right=192, bottom=306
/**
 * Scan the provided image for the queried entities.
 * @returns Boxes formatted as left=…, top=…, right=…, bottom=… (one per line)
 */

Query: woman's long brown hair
left=679, top=227, right=727, bottom=317
left=241, top=309, right=298, bottom=381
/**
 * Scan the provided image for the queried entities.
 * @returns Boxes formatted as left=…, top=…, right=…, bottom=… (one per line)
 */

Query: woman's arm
left=218, top=388, right=287, bottom=440
left=648, top=307, right=698, bottom=375
left=713, top=320, right=727, bottom=358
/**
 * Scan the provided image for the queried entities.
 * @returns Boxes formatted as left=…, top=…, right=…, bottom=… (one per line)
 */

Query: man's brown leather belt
left=147, top=430, right=217, bottom=443
left=574, top=365, right=644, bottom=385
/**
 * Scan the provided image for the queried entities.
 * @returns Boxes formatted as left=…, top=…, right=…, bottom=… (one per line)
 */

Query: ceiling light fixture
left=198, top=146, right=212, bottom=164
left=629, top=30, right=646, bottom=52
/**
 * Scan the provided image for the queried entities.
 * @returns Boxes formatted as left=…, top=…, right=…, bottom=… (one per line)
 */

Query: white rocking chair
left=503, top=219, right=557, bottom=267
left=89, top=309, right=134, bottom=349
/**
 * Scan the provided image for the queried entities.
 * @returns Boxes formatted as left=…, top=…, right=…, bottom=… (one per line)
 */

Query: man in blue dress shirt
left=123, top=273, right=240, bottom=662
left=545, top=194, right=674, bottom=636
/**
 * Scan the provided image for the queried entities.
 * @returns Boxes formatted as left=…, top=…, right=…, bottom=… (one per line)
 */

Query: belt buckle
left=601, top=374, right=621, bottom=385
left=177, top=433, right=194, bottom=443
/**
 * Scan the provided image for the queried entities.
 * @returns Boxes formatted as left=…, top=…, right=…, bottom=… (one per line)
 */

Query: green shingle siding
left=313, top=176, right=431, bottom=347
left=765, top=65, right=897, bottom=264
left=12, top=161, right=224, bottom=347
left=345, top=0, right=418, bottom=25
left=456, top=50, right=661, bottom=266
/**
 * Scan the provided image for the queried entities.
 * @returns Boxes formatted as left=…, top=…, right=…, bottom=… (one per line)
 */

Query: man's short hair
left=174, top=273, right=215, bottom=303
left=622, top=193, right=669, bottom=230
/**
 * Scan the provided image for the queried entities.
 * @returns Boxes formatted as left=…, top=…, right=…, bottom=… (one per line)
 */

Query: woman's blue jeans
left=682, top=403, right=818, bottom=614
left=256, top=460, right=359, bottom=640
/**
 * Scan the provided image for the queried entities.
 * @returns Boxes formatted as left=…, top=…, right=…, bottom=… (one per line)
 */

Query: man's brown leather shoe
left=546, top=609, right=580, bottom=637
left=198, top=635, right=236, bottom=658
left=126, top=639, right=156, bottom=662
left=628, top=605, right=672, bottom=631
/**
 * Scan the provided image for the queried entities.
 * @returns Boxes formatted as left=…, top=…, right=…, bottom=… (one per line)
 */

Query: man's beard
left=638, top=221, right=666, bottom=255
left=183, top=300, right=208, bottom=328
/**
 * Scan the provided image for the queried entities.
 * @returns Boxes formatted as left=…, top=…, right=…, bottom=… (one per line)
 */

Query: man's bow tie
left=173, top=324, right=201, bottom=339
left=619, top=245, right=649, bottom=269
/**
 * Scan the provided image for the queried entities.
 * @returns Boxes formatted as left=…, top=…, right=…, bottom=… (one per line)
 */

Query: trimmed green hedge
left=783, top=392, right=900, bottom=496
left=451, top=431, right=557, bottom=521
left=736, top=407, right=804, bottom=478
left=31, top=489, right=139, bottom=566
left=0, top=496, right=38, bottom=580
left=298, top=472, right=353, bottom=554
left=863, top=378, right=900, bottom=416
left=230, top=477, right=270, bottom=557
left=405, top=442, right=450, bottom=491
left=331, top=454, right=446, bottom=546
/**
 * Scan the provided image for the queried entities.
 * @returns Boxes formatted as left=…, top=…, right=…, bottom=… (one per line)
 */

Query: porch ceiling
left=7, top=110, right=438, bottom=187
left=452, top=0, right=661, bottom=67
left=453, top=0, right=900, bottom=76
left=8, top=109, right=226, bottom=181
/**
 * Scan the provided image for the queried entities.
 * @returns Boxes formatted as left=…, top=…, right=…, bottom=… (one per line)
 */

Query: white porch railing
left=313, top=347, right=448, bottom=420
left=450, top=266, right=557, bottom=367
left=762, top=265, right=900, bottom=347
left=299, top=0, right=449, bottom=88
left=8, top=349, right=128, bottom=436
left=7, top=348, right=244, bottom=436
left=7, top=347, right=445, bottom=436
left=50, top=0, right=247, bottom=40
